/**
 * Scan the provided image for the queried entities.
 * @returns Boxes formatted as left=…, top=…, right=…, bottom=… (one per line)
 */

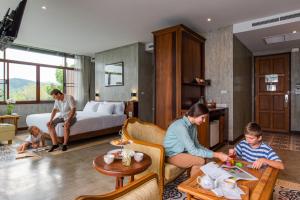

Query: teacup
left=104, top=154, right=115, bottom=164
left=221, top=178, right=237, bottom=189
left=134, top=152, right=144, bottom=162
left=197, top=175, right=215, bottom=190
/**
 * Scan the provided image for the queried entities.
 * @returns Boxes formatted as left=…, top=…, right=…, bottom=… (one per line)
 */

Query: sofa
left=75, top=172, right=160, bottom=200
left=122, top=117, right=186, bottom=194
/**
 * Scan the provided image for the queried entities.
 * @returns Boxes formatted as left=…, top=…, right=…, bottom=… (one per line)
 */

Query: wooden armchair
left=122, top=118, right=186, bottom=194
left=75, top=173, right=161, bottom=200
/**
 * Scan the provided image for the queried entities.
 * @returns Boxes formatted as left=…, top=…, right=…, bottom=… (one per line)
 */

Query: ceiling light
left=207, top=18, right=212, bottom=22
left=293, top=30, right=297, bottom=34
left=42, top=6, right=47, bottom=10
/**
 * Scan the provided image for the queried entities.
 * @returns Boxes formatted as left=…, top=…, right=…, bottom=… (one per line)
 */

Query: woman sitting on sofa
left=163, top=102, right=229, bottom=177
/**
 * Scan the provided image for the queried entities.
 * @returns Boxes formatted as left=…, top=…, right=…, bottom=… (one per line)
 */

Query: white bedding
left=26, top=111, right=127, bottom=137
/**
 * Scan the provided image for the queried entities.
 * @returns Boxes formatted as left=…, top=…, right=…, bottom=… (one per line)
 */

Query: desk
left=0, top=115, right=20, bottom=135
left=93, top=152, right=152, bottom=189
left=178, top=161, right=279, bottom=200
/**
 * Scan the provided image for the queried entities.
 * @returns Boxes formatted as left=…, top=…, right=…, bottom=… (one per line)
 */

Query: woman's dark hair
left=50, top=89, right=63, bottom=95
left=186, top=103, right=209, bottom=117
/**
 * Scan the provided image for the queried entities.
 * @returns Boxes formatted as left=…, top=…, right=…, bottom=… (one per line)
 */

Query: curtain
left=74, top=55, right=94, bottom=110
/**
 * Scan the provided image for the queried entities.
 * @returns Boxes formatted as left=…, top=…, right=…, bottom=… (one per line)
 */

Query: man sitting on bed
left=47, top=89, right=77, bottom=152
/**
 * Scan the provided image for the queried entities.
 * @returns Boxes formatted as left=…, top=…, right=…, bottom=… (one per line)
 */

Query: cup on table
left=222, top=178, right=237, bottom=189
left=104, top=154, right=115, bottom=164
left=134, top=152, right=144, bottom=162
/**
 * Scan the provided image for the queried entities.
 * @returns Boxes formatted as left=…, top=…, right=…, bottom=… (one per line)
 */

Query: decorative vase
left=6, top=104, right=15, bottom=115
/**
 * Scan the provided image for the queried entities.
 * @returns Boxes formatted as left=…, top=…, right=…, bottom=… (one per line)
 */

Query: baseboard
left=229, top=134, right=244, bottom=145
left=18, top=127, right=28, bottom=131
left=291, top=130, right=300, bottom=135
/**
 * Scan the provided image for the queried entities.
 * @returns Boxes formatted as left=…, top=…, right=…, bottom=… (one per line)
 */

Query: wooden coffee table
left=178, top=161, right=279, bottom=200
left=93, top=152, right=152, bottom=189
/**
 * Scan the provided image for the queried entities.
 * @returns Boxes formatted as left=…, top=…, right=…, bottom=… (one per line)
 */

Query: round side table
left=93, top=152, right=152, bottom=189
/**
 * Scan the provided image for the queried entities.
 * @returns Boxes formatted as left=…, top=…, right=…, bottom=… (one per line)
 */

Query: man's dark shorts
left=52, top=117, right=77, bottom=128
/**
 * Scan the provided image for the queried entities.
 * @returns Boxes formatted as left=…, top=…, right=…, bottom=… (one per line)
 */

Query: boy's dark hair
left=50, top=89, right=63, bottom=95
left=244, top=122, right=262, bottom=137
left=186, top=103, right=209, bottom=118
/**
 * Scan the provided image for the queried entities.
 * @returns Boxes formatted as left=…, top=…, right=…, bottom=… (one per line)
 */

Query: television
left=0, top=0, right=27, bottom=50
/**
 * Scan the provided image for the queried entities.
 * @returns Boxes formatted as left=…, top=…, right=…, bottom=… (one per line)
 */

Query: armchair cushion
left=164, top=163, right=185, bottom=184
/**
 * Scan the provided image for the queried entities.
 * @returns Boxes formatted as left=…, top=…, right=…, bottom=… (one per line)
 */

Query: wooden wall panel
left=155, top=32, right=175, bottom=129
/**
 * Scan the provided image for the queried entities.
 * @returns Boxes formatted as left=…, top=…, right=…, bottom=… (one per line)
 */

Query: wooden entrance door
left=255, top=54, right=290, bottom=133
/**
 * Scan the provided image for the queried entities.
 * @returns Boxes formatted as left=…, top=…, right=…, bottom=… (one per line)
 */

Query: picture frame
left=104, top=62, right=124, bottom=87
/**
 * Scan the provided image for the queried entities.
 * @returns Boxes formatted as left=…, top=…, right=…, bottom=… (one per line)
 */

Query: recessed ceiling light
left=207, top=18, right=212, bottom=22
left=293, top=30, right=297, bottom=34
left=42, top=6, right=47, bottom=10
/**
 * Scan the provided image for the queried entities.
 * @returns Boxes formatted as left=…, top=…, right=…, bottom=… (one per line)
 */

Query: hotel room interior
left=0, top=0, right=300, bottom=199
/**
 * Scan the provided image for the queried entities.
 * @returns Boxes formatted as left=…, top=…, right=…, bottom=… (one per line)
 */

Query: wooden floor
left=1, top=132, right=300, bottom=200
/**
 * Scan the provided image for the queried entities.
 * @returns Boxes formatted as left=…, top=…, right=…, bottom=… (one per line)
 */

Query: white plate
left=110, top=139, right=133, bottom=147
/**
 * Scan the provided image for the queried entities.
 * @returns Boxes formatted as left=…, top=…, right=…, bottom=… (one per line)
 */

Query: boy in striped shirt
left=229, top=122, right=284, bottom=170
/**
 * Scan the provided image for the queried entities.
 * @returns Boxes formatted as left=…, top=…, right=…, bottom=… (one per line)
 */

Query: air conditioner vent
left=252, top=18, right=279, bottom=27
left=280, top=12, right=300, bottom=21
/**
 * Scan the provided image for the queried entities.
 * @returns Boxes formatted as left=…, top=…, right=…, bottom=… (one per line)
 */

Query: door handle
left=284, top=93, right=289, bottom=108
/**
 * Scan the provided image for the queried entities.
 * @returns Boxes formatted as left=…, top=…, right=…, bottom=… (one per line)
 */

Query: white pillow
left=83, top=101, right=100, bottom=112
left=104, top=101, right=125, bottom=114
left=97, top=103, right=115, bottom=115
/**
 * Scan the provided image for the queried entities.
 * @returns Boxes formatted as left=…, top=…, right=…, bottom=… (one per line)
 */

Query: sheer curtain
left=74, top=55, right=93, bottom=110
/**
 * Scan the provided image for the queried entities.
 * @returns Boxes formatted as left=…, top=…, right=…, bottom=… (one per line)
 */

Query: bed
left=26, top=101, right=128, bottom=142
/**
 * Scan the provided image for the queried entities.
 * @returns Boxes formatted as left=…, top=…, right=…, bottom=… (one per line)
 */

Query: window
left=65, top=69, right=75, bottom=96
left=40, top=67, right=64, bottom=100
left=66, top=57, right=75, bottom=67
left=8, top=63, right=36, bottom=101
left=0, top=46, right=76, bottom=103
left=6, top=48, right=65, bottom=66
left=0, top=62, right=5, bottom=101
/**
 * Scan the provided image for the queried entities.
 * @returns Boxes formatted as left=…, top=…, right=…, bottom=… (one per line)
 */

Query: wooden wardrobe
left=153, top=24, right=206, bottom=129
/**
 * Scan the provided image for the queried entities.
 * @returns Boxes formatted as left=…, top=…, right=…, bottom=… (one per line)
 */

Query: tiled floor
left=263, top=132, right=300, bottom=152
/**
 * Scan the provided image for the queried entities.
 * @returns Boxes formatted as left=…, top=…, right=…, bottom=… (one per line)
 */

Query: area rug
left=274, top=179, right=300, bottom=200
left=0, top=144, right=42, bottom=161
left=263, top=133, right=300, bottom=152
left=15, top=132, right=118, bottom=156
left=163, top=173, right=300, bottom=200
left=0, top=145, right=16, bottom=162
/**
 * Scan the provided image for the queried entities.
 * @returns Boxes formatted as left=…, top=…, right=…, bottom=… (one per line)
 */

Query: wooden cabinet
left=197, top=108, right=228, bottom=149
left=126, top=101, right=139, bottom=118
left=153, top=24, right=205, bottom=129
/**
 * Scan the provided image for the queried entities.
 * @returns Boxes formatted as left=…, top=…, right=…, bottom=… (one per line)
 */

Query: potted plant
left=6, top=98, right=16, bottom=115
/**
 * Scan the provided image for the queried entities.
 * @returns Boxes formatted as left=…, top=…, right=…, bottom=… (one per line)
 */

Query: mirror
left=105, top=62, right=124, bottom=86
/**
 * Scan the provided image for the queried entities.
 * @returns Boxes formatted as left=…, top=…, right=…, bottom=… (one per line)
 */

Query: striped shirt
left=235, top=140, right=281, bottom=163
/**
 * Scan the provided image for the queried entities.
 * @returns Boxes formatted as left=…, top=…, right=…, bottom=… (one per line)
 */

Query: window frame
left=0, top=48, right=75, bottom=104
